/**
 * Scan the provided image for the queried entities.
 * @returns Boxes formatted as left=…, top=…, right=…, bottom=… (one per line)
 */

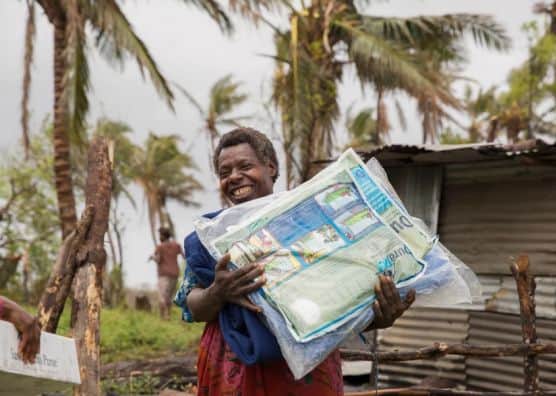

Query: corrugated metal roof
left=466, top=312, right=556, bottom=392
left=356, top=139, right=556, bottom=167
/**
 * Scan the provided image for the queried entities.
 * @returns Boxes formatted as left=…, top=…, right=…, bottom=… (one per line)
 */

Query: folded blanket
left=184, top=211, right=282, bottom=365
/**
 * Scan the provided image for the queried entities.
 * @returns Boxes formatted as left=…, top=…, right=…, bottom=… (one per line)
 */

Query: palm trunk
left=53, top=20, right=78, bottom=239
left=21, top=1, right=35, bottom=159
left=158, top=203, right=176, bottom=238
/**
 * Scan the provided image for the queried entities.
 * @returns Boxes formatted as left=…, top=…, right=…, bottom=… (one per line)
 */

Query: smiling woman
left=213, top=128, right=279, bottom=205
left=174, top=127, right=412, bottom=395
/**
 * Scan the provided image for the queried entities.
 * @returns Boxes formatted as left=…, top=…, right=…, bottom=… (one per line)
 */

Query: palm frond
left=363, top=14, right=511, bottom=52
left=210, top=74, right=248, bottom=118
left=132, top=131, right=203, bottom=236
left=88, top=0, right=174, bottom=110
left=180, top=0, right=233, bottom=33
left=345, top=106, right=378, bottom=145
left=173, top=82, right=205, bottom=117
left=21, top=0, right=36, bottom=159
left=337, top=20, right=440, bottom=95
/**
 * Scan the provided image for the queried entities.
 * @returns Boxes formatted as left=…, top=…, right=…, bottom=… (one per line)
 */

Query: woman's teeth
left=233, top=186, right=252, bottom=197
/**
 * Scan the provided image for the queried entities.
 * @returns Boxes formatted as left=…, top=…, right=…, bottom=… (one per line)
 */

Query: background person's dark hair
left=158, top=227, right=172, bottom=241
left=213, top=127, right=279, bottom=183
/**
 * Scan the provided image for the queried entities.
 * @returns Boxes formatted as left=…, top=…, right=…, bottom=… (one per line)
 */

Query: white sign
left=0, top=319, right=80, bottom=394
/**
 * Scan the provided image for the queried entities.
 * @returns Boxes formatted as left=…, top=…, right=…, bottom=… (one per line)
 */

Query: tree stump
left=71, top=137, right=113, bottom=396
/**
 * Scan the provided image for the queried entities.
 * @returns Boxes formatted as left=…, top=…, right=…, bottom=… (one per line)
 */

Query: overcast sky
left=0, top=0, right=542, bottom=288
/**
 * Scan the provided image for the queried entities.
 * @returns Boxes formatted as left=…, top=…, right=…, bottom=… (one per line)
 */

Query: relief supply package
left=195, top=148, right=480, bottom=379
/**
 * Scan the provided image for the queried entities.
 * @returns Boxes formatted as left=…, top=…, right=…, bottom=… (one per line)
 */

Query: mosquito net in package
left=195, top=148, right=480, bottom=379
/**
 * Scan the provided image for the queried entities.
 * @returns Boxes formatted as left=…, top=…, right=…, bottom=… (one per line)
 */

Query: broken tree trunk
left=71, top=137, right=113, bottom=396
left=37, top=206, right=93, bottom=332
left=511, top=255, right=539, bottom=394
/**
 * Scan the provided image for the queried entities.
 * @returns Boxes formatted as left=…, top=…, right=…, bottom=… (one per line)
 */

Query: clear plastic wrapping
left=195, top=149, right=480, bottom=379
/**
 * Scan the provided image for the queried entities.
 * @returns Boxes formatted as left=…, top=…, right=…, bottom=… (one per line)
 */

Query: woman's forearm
left=0, top=297, right=18, bottom=322
left=186, top=286, right=224, bottom=322
left=0, top=297, right=29, bottom=330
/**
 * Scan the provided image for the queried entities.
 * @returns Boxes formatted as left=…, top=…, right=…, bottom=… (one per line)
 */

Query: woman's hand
left=208, top=253, right=266, bottom=313
left=187, top=253, right=267, bottom=322
left=4, top=300, right=41, bottom=364
left=369, top=275, right=415, bottom=330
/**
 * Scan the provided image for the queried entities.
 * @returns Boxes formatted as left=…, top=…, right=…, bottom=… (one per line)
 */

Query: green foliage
left=208, top=75, right=249, bottom=122
left=0, top=129, right=60, bottom=299
left=439, top=128, right=473, bottom=144
left=463, top=16, right=556, bottom=142
left=175, top=74, right=250, bottom=154
left=54, top=305, right=204, bottom=364
left=272, top=2, right=510, bottom=185
left=345, top=106, right=379, bottom=148
left=103, top=372, right=159, bottom=395
left=132, top=133, right=202, bottom=244
left=100, top=306, right=203, bottom=363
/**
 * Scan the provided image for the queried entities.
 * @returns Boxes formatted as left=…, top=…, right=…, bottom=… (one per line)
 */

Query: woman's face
left=217, top=143, right=277, bottom=205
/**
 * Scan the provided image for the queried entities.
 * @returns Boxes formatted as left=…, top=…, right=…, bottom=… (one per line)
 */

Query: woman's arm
left=186, top=253, right=266, bottom=322
left=0, top=296, right=41, bottom=363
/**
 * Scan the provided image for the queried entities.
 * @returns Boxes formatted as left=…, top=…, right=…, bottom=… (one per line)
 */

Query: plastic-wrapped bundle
left=195, top=149, right=480, bottom=379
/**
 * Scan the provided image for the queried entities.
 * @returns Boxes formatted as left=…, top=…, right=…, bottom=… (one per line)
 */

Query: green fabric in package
left=210, top=149, right=436, bottom=341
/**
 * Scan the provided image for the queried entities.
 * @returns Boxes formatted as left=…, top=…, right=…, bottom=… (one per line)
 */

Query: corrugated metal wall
left=466, top=312, right=556, bottom=392
left=387, top=166, right=443, bottom=234
left=476, top=275, right=556, bottom=319
left=439, top=160, right=556, bottom=276
left=366, top=159, right=556, bottom=390
left=377, top=308, right=468, bottom=388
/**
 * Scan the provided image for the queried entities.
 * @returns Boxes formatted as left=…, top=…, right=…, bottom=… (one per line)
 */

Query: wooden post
left=511, top=255, right=539, bottom=394
left=37, top=206, right=94, bottom=332
left=71, top=137, right=113, bottom=396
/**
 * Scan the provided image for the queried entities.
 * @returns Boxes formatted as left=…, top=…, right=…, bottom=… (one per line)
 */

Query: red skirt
left=196, top=321, right=344, bottom=396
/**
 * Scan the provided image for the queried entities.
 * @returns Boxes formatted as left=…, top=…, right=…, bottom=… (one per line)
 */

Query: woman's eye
left=219, top=171, right=230, bottom=178
left=241, top=163, right=252, bottom=170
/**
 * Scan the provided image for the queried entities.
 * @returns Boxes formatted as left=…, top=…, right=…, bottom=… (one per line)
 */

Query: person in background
left=0, top=296, right=41, bottom=363
left=152, top=227, right=185, bottom=319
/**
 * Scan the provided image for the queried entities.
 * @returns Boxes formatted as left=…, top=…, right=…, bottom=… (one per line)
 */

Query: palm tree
left=272, top=1, right=510, bottom=186
left=21, top=0, right=175, bottom=238
left=464, top=88, right=529, bottom=143
left=20, top=0, right=277, bottom=239
left=132, top=133, right=202, bottom=246
left=176, top=75, right=249, bottom=207
left=345, top=106, right=378, bottom=149
left=176, top=74, right=250, bottom=155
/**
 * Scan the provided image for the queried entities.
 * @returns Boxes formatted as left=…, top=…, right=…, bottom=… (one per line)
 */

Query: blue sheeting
left=184, top=216, right=282, bottom=365
left=184, top=210, right=457, bottom=376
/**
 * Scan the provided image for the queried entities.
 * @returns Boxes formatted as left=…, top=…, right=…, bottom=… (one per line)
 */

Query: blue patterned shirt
left=173, top=263, right=200, bottom=323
